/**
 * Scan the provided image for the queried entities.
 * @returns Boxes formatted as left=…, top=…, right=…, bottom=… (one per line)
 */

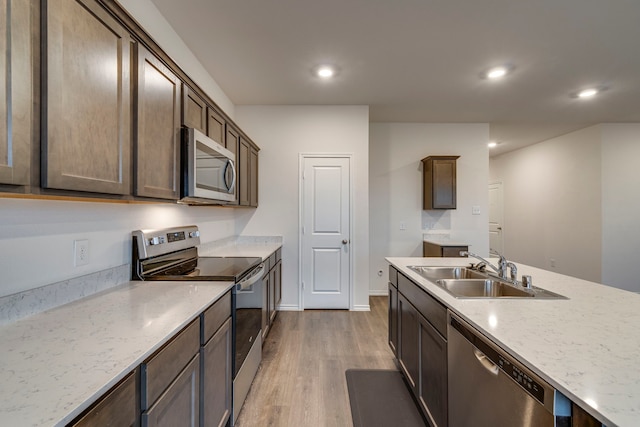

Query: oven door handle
left=236, top=263, right=266, bottom=290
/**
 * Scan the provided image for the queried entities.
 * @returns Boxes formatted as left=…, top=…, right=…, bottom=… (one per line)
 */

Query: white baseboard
left=369, top=289, right=388, bottom=296
left=351, top=304, right=370, bottom=311
left=276, top=304, right=301, bottom=311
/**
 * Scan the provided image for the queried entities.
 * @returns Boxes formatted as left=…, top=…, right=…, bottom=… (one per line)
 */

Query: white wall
left=0, top=198, right=237, bottom=297
left=369, top=123, right=490, bottom=294
left=601, top=124, right=640, bottom=291
left=489, top=126, right=603, bottom=283
left=234, top=106, right=370, bottom=310
left=118, top=0, right=235, bottom=117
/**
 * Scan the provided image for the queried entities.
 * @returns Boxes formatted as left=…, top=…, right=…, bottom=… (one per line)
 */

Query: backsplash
left=0, top=264, right=130, bottom=326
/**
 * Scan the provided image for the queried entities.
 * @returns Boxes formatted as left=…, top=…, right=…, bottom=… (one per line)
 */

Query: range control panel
left=133, top=226, right=201, bottom=260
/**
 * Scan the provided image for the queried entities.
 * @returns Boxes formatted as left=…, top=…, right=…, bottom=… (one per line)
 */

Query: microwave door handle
left=226, top=159, right=237, bottom=193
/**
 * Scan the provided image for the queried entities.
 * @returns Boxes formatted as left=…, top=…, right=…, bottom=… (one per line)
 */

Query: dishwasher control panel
left=497, top=355, right=545, bottom=403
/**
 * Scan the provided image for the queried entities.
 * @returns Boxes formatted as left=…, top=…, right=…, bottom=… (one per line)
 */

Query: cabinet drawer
left=398, top=273, right=447, bottom=338
left=142, top=318, right=200, bottom=409
left=389, top=266, right=399, bottom=287
left=202, top=291, right=231, bottom=344
left=70, top=370, right=138, bottom=427
left=275, top=248, right=282, bottom=262
left=142, top=354, right=200, bottom=427
left=441, top=246, right=468, bottom=257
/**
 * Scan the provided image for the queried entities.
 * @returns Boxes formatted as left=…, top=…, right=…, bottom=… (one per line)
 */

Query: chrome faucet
left=460, top=250, right=518, bottom=282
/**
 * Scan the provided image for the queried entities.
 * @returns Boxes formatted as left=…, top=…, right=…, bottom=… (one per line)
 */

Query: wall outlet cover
left=472, top=205, right=481, bottom=215
left=74, top=239, right=89, bottom=267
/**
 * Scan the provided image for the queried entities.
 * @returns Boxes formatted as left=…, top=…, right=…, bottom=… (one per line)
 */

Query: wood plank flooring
left=235, top=296, right=396, bottom=427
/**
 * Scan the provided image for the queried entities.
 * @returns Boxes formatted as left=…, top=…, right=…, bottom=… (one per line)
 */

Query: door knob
left=342, top=239, right=348, bottom=244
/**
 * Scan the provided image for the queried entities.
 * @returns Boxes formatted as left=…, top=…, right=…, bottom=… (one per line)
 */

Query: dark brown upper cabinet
left=238, top=136, right=258, bottom=207
left=182, top=84, right=206, bottom=134
left=0, top=0, right=32, bottom=186
left=422, top=156, right=459, bottom=210
left=134, top=45, right=181, bottom=200
left=207, top=107, right=226, bottom=147
left=42, top=0, right=132, bottom=195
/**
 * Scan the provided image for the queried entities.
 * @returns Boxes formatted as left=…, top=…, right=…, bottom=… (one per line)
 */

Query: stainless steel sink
left=408, top=265, right=567, bottom=299
left=408, top=266, right=487, bottom=280
left=435, top=278, right=567, bottom=299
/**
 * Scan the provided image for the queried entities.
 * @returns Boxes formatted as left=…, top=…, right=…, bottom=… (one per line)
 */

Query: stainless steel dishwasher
left=448, top=313, right=555, bottom=427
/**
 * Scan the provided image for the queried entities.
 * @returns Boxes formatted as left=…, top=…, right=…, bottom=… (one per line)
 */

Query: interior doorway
left=489, top=182, right=504, bottom=253
left=299, top=155, right=352, bottom=309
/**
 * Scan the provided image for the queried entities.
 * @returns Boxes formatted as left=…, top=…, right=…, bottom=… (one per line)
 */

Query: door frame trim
left=488, top=181, right=504, bottom=254
left=298, top=153, right=354, bottom=310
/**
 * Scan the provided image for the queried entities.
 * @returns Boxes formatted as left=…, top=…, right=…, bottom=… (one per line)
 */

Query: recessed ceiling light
left=488, top=141, right=498, bottom=148
left=316, top=65, right=335, bottom=79
left=577, top=88, right=598, bottom=99
left=486, top=66, right=508, bottom=80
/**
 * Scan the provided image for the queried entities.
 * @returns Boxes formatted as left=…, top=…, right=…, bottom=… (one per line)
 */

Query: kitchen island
left=387, top=257, right=640, bottom=427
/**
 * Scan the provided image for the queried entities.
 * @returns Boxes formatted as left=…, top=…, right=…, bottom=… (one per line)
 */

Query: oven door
left=181, top=127, right=236, bottom=203
left=232, top=264, right=265, bottom=378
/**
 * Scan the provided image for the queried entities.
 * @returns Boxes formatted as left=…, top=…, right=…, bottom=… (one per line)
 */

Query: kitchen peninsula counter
left=0, top=280, right=233, bottom=426
left=387, top=257, right=640, bottom=427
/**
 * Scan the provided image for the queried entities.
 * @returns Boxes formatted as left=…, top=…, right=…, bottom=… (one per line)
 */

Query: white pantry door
left=489, top=182, right=504, bottom=253
left=301, top=156, right=351, bottom=309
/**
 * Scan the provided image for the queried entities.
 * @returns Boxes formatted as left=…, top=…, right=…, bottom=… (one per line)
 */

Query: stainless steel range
left=131, top=225, right=265, bottom=425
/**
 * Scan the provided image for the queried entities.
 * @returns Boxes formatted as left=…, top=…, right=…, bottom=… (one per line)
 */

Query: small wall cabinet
left=422, top=156, right=459, bottom=210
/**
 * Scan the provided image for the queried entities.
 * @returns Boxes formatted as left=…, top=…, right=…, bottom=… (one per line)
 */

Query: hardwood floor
left=235, top=296, right=396, bottom=427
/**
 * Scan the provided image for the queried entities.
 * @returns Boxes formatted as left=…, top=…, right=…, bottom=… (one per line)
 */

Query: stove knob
left=189, top=231, right=200, bottom=238
left=149, top=237, right=160, bottom=246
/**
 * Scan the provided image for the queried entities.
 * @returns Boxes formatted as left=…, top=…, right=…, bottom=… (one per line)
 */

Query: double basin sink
left=408, top=266, right=566, bottom=299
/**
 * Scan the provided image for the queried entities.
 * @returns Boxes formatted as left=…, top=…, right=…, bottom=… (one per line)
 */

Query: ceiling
left=149, top=0, right=640, bottom=156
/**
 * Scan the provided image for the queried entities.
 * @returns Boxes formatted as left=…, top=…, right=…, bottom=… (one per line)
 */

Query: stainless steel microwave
left=180, top=127, right=236, bottom=204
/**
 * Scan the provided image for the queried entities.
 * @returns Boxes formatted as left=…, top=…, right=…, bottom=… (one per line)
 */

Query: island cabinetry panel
left=134, top=44, right=180, bottom=200
left=0, top=0, right=32, bottom=186
left=423, top=241, right=468, bottom=258
left=68, top=370, right=139, bottom=427
left=200, top=291, right=232, bottom=427
left=388, top=266, right=399, bottom=356
left=394, top=272, right=448, bottom=427
left=42, top=0, right=132, bottom=195
left=422, top=155, right=459, bottom=210
left=141, top=319, right=200, bottom=426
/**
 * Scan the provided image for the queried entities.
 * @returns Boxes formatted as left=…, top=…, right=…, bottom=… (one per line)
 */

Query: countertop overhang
left=387, top=257, right=640, bottom=427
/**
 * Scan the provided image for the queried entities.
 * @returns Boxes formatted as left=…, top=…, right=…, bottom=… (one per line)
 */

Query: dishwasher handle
left=474, top=348, right=499, bottom=376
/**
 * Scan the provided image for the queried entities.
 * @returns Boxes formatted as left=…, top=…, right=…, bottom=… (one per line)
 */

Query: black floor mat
left=345, top=369, right=426, bottom=427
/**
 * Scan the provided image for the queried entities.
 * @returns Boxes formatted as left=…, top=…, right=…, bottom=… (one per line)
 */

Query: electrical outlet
left=472, top=205, right=481, bottom=215
left=550, top=258, right=556, bottom=268
left=74, top=239, right=89, bottom=267
left=400, top=222, right=406, bottom=231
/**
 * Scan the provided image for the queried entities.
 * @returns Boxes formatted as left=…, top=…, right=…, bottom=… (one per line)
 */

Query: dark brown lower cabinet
left=69, top=370, right=139, bottom=427
left=419, top=315, right=448, bottom=427
left=388, top=282, right=398, bottom=356
left=142, top=355, right=200, bottom=427
left=201, top=318, right=232, bottom=427
left=395, top=274, right=448, bottom=427
left=398, top=294, right=419, bottom=390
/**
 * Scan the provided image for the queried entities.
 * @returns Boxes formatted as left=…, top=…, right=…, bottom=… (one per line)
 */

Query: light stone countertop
left=387, top=257, right=640, bottom=427
left=198, top=235, right=282, bottom=260
left=0, top=280, right=233, bottom=427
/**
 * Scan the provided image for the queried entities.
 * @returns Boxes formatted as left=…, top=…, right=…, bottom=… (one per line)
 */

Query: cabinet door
left=249, top=146, right=259, bottom=207
left=70, top=370, right=139, bottom=427
left=238, top=136, right=250, bottom=206
left=398, top=294, right=419, bottom=392
left=261, top=272, right=270, bottom=339
left=206, top=107, right=225, bottom=147
left=0, top=0, right=31, bottom=185
left=388, top=283, right=398, bottom=356
left=182, top=85, right=206, bottom=133
left=268, top=265, right=276, bottom=324
left=143, top=355, right=200, bottom=427
left=202, top=318, right=232, bottom=427
left=419, top=315, right=448, bottom=427
left=135, top=45, right=180, bottom=200
left=43, top=0, right=131, bottom=194
left=274, top=260, right=282, bottom=309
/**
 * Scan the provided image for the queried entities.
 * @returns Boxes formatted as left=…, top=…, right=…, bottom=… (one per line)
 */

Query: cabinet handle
left=474, top=348, right=499, bottom=376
